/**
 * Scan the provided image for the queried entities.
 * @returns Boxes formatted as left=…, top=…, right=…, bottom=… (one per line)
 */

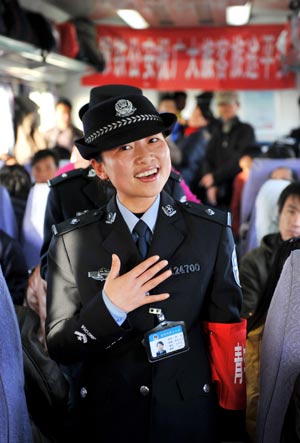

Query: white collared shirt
left=102, top=195, right=160, bottom=325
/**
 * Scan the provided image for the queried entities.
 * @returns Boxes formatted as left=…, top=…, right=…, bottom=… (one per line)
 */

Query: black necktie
left=133, top=220, right=152, bottom=258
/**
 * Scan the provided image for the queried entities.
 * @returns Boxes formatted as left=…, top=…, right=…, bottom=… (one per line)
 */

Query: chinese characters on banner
left=81, top=24, right=295, bottom=90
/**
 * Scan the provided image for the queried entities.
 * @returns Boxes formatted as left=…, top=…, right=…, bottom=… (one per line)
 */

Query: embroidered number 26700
left=172, top=263, right=201, bottom=275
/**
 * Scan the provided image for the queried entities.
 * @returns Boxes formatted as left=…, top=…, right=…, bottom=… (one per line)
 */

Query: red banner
left=81, top=24, right=295, bottom=90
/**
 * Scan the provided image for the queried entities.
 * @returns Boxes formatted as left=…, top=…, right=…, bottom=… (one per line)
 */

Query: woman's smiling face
left=91, top=133, right=171, bottom=212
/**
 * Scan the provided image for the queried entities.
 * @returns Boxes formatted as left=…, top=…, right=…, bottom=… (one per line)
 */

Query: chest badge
left=162, top=204, right=176, bottom=217
left=88, top=268, right=110, bottom=281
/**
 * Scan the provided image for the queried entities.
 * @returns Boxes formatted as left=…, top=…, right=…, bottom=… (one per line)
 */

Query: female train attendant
left=46, top=84, right=247, bottom=443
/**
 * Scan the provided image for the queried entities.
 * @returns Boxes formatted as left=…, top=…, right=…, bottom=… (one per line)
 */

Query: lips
left=135, top=167, right=158, bottom=178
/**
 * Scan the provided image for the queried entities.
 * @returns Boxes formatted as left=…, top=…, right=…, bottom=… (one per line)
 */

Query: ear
left=91, top=159, right=109, bottom=180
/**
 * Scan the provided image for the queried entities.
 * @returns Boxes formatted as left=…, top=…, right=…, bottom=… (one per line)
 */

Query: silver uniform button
left=139, top=385, right=150, bottom=396
left=203, top=383, right=210, bottom=393
left=80, top=387, right=88, bottom=398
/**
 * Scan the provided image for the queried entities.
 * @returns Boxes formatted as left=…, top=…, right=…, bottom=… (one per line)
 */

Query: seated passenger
left=255, top=167, right=297, bottom=244
left=0, top=164, right=32, bottom=238
left=0, top=266, right=32, bottom=442
left=240, top=182, right=300, bottom=319
left=30, top=149, right=59, bottom=184
left=0, top=229, right=28, bottom=305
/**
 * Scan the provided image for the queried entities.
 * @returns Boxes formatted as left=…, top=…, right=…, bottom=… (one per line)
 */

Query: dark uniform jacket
left=46, top=191, right=242, bottom=443
left=41, top=167, right=185, bottom=278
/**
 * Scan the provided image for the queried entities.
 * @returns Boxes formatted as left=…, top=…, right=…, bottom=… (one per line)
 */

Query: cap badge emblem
left=115, top=99, right=136, bottom=117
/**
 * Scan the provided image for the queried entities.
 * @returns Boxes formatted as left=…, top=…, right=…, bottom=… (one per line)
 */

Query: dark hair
left=13, top=95, right=39, bottom=138
left=247, top=237, right=300, bottom=332
left=56, top=97, right=72, bottom=110
left=196, top=91, right=214, bottom=121
left=51, top=145, right=71, bottom=161
left=0, top=164, right=32, bottom=199
left=174, top=91, right=187, bottom=100
left=277, top=181, right=300, bottom=213
left=159, top=93, right=175, bottom=102
left=157, top=341, right=164, bottom=346
left=174, top=91, right=187, bottom=111
left=242, top=144, right=263, bottom=158
left=30, top=149, right=59, bottom=168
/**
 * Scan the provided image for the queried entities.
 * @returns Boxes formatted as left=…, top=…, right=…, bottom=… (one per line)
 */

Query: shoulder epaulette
left=169, top=170, right=182, bottom=183
left=52, top=207, right=104, bottom=236
left=181, top=201, right=231, bottom=227
left=48, top=167, right=96, bottom=188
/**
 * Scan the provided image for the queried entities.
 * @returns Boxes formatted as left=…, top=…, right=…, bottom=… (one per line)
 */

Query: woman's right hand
left=104, top=254, right=172, bottom=313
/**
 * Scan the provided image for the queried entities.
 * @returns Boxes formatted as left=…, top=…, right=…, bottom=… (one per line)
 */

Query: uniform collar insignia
left=88, top=268, right=110, bottom=281
left=88, top=168, right=96, bottom=177
left=205, top=208, right=215, bottom=216
left=162, top=204, right=176, bottom=217
left=115, top=99, right=136, bottom=117
left=105, top=212, right=116, bottom=224
left=232, top=247, right=241, bottom=287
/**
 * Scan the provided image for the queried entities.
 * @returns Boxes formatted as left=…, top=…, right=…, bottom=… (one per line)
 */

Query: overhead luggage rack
left=0, top=34, right=94, bottom=84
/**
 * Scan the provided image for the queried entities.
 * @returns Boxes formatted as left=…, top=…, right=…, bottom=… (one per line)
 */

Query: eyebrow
left=286, top=202, right=300, bottom=211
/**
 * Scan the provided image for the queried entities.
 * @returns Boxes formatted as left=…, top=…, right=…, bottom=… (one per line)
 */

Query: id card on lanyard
left=143, top=308, right=189, bottom=363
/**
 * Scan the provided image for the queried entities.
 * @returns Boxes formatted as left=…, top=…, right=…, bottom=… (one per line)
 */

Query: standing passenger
left=44, top=97, right=83, bottom=153
left=199, top=91, right=256, bottom=208
left=46, top=84, right=246, bottom=443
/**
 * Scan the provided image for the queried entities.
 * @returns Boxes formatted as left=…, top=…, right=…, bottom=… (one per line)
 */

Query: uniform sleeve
left=40, top=188, right=64, bottom=280
left=46, top=235, right=132, bottom=365
left=202, top=226, right=242, bottom=323
left=202, top=226, right=246, bottom=410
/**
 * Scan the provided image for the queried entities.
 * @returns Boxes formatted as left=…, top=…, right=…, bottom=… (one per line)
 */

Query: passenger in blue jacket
left=0, top=265, right=32, bottom=442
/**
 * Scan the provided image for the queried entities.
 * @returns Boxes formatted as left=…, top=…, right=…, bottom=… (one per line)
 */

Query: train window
left=29, top=91, right=56, bottom=132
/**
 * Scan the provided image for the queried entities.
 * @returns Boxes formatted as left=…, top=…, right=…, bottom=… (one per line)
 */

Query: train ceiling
left=21, top=0, right=290, bottom=27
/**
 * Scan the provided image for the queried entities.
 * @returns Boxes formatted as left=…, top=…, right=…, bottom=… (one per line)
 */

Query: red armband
left=202, top=319, right=247, bottom=410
